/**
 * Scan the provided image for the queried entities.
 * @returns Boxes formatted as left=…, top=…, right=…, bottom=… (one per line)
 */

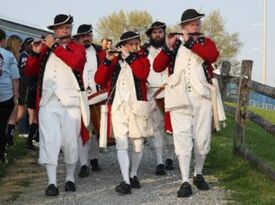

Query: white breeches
left=112, top=103, right=144, bottom=152
left=170, top=93, right=212, bottom=156
left=78, top=137, right=90, bottom=166
left=151, top=105, right=165, bottom=148
left=39, top=95, right=81, bottom=165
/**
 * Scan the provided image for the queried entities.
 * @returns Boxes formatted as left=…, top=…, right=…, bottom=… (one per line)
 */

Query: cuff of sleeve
left=125, top=53, right=137, bottom=64
left=50, top=43, right=59, bottom=52
left=184, top=37, right=195, bottom=49
left=103, top=58, right=112, bottom=66
left=162, top=44, right=174, bottom=57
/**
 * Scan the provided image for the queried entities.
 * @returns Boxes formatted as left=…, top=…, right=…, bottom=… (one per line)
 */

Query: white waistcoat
left=147, top=46, right=168, bottom=88
left=40, top=53, right=80, bottom=107
left=164, top=44, right=210, bottom=113
left=112, top=60, right=137, bottom=112
left=174, top=44, right=210, bottom=97
left=83, top=46, right=97, bottom=92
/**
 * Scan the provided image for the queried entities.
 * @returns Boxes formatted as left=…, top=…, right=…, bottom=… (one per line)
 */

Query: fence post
left=220, top=61, right=231, bottom=100
left=233, top=60, right=253, bottom=153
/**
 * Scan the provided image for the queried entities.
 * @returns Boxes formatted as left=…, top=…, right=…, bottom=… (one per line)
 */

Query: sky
left=0, top=0, right=274, bottom=86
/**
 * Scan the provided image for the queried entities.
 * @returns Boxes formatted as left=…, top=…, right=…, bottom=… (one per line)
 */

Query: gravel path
left=1, top=142, right=232, bottom=205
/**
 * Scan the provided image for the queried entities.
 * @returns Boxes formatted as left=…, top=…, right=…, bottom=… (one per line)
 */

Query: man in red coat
left=142, top=21, right=175, bottom=175
left=153, top=9, right=219, bottom=197
left=24, top=14, right=86, bottom=196
left=73, top=24, right=105, bottom=178
left=95, top=31, right=150, bottom=195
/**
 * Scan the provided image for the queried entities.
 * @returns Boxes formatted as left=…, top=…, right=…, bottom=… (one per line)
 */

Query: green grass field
left=0, top=135, right=28, bottom=178
left=206, top=114, right=275, bottom=204
left=225, top=102, right=275, bottom=124
left=247, top=106, right=275, bottom=124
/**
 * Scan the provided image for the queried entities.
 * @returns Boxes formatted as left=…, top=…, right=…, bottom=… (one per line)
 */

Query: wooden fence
left=218, top=60, right=275, bottom=181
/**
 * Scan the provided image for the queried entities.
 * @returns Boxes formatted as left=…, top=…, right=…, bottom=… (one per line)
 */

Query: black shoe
left=65, top=181, right=76, bottom=192
left=0, top=154, right=6, bottom=163
left=79, top=165, right=90, bottom=178
left=177, top=182, right=192, bottom=198
left=33, top=132, right=39, bottom=142
left=6, top=124, right=15, bottom=146
left=45, top=184, right=59, bottom=196
left=115, top=181, right=131, bottom=194
left=27, top=144, right=39, bottom=151
left=130, top=176, right=141, bottom=189
left=90, top=159, right=102, bottom=171
left=7, top=135, right=14, bottom=146
left=165, top=159, right=175, bottom=170
left=193, top=174, right=209, bottom=190
left=155, top=164, right=166, bottom=175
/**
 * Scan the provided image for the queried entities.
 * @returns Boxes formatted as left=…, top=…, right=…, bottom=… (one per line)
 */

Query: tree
left=201, top=10, right=242, bottom=69
left=95, top=10, right=152, bottom=44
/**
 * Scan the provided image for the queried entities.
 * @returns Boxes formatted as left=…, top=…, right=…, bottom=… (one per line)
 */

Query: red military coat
left=153, top=36, right=219, bottom=133
left=24, top=40, right=88, bottom=143
left=94, top=52, right=150, bottom=139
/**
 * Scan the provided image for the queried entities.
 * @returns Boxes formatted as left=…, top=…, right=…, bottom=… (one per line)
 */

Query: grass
left=225, top=102, right=275, bottom=124
left=245, top=119, right=275, bottom=170
left=205, top=114, right=275, bottom=204
left=0, top=134, right=28, bottom=178
left=247, top=106, right=275, bottom=124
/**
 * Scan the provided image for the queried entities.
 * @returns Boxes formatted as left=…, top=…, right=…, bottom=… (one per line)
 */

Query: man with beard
left=73, top=24, right=105, bottom=178
left=142, top=21, right=175, bottom=176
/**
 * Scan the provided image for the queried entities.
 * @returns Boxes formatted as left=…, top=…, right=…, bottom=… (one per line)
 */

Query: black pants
left=0, top=97, right=14, bottom=156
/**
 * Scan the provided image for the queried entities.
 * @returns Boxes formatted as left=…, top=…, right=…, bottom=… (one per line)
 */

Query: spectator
left=5, top=35, right=23, bottom=146
left=0, top=29, right=20, bottom=162
left=101, top=38, right=108, bottom=50
left=106, top=39, right=113, bottom=50
left=17, top=37, right=39, bottom=150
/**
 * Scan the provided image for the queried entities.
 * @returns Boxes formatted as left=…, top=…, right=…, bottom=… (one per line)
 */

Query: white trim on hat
left=178, top=16, right=203, bottom=25
left=117, top=34, right=140, bottom=46
left=47, top=15, right=72, bottom=29
left=73, top=25, right=93, bottom=37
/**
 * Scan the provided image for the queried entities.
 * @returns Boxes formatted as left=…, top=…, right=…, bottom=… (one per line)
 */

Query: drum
left=88, top=89, right=108, bottom=136
left=153, top=86, right=165, bottom=114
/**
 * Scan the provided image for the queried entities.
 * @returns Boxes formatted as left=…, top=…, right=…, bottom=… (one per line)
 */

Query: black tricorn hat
left=73, top=24, right=93, bottom=38
left=179, top=9, right=204, bottom=25
left=116, top=31, right=140, bottom=47
left=47, top=14, right=73, bottom=30
left=145, top=21, right=166, bottom=36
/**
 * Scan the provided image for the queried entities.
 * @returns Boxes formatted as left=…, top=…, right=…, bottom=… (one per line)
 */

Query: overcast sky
left=1, top=0, right=274, bottom=86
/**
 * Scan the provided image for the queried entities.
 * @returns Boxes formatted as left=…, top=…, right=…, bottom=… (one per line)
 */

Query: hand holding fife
left=32, top=39, right=43, bottom=54
left=165, top=34, right=178, bottom=50
left=106, top=49, right=116, bottom=61
left=44, top=35, right=56, bottom=48
left=181, top=29, right=189, bottom=42
left=119, top=45, right=130, bottom=58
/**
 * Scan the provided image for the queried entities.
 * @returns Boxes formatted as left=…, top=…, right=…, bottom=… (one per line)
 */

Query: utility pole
left=262, top=0, right=267, bottom=84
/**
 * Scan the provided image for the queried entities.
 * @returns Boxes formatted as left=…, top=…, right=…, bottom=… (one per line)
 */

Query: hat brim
left=178, top=15, right=204, bottom=25
left=47, top=22, right=72, bottom=30
left=72, top=31, right=93, bottom=38
left=145, top=25, right=166, bottom=36
left=116, top=34, right=140, bottom=47
left=47, top=15, right=73, bottom=30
